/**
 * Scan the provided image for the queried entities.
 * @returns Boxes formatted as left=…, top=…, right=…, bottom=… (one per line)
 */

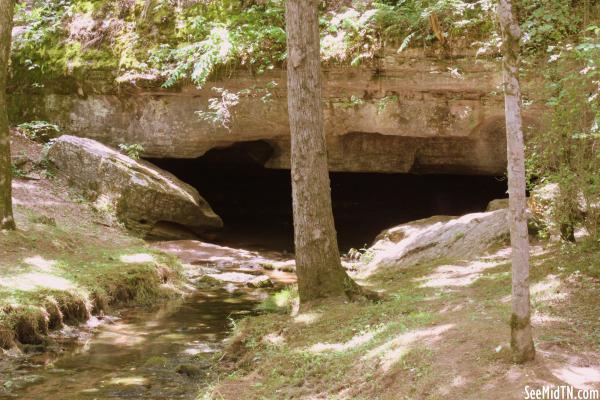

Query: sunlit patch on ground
left=531, top=313, right=566, bottom=325
left=531, top=274, right=567, bottom=302
left=120, top=253, right=155, bottom=263
left=418, top=259, right=502, bottom=288
left=11, top=181, right=63, bottom=208
left=262, top=333, right=285, bottom=346
left=293, top=312, right=321, bottom=325
left=23, top=255, right=57, bottom=270
left=553, top=366, right=600, bottom=390
left=0, top=272, right=76, bottom=292
left=364, top=324, right=454, bottom=371
left=308, top=327, right=382, bottom=354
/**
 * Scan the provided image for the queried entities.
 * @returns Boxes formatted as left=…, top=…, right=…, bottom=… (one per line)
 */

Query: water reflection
left=12, top=288, right=259, bottom=400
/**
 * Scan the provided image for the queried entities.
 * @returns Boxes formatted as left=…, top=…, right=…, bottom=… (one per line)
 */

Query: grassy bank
left=0, top=132, right=184, bottom=349
left=0, top=235, right=183, bottom=349
left=202, top=240, right=600, bottom=399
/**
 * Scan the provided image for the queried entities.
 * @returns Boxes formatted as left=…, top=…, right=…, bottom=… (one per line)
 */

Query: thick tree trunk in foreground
left=0, top=0, right=16, bottom=230
left=498, top=0, right=535, bottom=363
left=285, top=0, right=359, bottom=305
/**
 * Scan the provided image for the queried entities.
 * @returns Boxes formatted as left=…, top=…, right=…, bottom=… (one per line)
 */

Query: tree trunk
left=0, top=0, right=16, bottom=230
left=498, top=0, right=535, bottom=363
left=429, top=12, right=445, bottom=45
left=285, top=0, right=359, bottom=306
left=140, top=0, right=154, bottom=21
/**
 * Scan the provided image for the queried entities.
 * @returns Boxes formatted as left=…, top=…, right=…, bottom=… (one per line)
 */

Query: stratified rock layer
left=47, top=135, right=223, bottom=237
left=9, top=49, right=541, bottom=175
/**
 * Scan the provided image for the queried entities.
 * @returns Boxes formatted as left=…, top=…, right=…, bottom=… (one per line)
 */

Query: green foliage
left=320, top=0, right=495, bottom=63
left=377, top=95, right=399, bottom=113
left=12, top=0, right=71, bottom=75
left=11, top=0, right=595, bottom=91
left=10, top=0, right=501, bottom=88
left=528, top=25, right=600, bottom=239
left=520, top=0, right=581, bottom=53
left=258, top=286, right=298, bottom=314
left=11, top=164, right=26, bottom=179
left=159, top=26, right=236, bottom=88
left=196, top=87, right=240, bottom=130
left=336, top=95, right=365, bottom=109
left=151, top=1, right=287, bottom=88
left=118, top=143, right=145, bottom=160
left=17, top=120, right=60, bottom=142
left=348, top=246, right=375, bottom=264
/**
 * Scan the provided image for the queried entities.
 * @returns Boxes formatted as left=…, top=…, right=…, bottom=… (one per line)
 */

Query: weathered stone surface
left=201, top=271, right=273, bottom=289
left=359, top=210, right=509, bottom=277
left=486, top=198, right=509, bottom=211
left=247, top=275, right=274, bottom=288
left=9, top=49, right=542, bottom=175
left=205, top=272, right=258, bottom=285
left=47, top=135, right=222, bottom=237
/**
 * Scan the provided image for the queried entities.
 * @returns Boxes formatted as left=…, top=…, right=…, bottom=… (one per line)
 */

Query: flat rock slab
left=48, top=135, right=222, bottom=238
left=204, top=272, right=273, bottom=288
left=360, top=210, right=509, bottom=277
left=206, top=272, right=257, bottom=284
left=247, top=275, right=274, bottom=288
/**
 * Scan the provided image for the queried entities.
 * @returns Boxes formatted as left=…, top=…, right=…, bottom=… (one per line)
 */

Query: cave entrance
left=148, top=141, right=508, bottom=253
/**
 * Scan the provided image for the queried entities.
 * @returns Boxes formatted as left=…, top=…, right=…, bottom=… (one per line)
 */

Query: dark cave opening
left=148, top=141, right=508, bottom=253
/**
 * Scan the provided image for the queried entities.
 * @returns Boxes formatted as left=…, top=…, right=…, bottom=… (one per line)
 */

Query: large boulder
left=358, top=210, right=509, bottom=277
left=47, top=135, right=222, bottom=237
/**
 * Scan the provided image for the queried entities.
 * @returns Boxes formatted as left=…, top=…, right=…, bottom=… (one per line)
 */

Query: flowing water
left=1, top=241, right=295, bottom=399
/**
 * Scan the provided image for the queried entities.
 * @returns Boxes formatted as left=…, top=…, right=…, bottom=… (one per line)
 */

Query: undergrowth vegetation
left=527, top=23, right=600, bottom=240
left=10, top=0, right=596, bottom=89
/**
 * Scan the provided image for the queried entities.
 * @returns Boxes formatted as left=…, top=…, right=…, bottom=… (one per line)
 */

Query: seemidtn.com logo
left=524, top=385, right=600, bottom=400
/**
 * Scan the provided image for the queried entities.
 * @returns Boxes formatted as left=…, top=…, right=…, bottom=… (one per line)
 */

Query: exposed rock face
left=486, top=198, right=509, bottom=211
left=9, top=49, right=541, bottom=175
left=359, top=210, right=509, bottom=277
left=47, top=135, right=222, bottom=237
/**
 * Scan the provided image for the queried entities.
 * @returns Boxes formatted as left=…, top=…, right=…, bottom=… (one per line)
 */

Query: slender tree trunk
left=429, top=12, right=445, bottom=45
left=0, top=0, right=16, bottom=230
left=285, top=0, right=360, bottom=306
left=140, top=0, right=154, bottom=21
left=498, top=0, right=535, bottom=363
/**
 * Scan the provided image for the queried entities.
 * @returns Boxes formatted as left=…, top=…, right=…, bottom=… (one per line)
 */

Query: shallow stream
left=2, top=241, right=295, bottom=399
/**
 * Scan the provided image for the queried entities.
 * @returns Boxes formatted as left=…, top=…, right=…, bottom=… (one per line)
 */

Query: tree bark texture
left=0, top=0, right=15, bottom=230
left=498, top=0, right=535, bottom=363
left=285, top=0, right=357, bottom=305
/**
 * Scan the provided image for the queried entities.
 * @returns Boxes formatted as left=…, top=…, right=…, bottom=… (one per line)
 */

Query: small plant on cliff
left=337, top=95, right=365, bottom=109
left=118, top=143, right=145, bottom=160
left=377, top=95, right=399, bottom=114
left=196, top=87, right=240, bottom=131
left=18, top=121, right=60, bottom=143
